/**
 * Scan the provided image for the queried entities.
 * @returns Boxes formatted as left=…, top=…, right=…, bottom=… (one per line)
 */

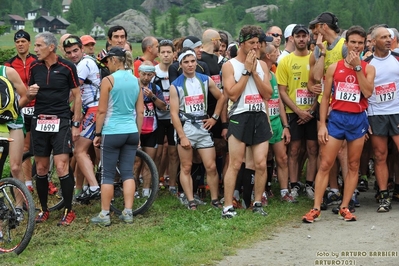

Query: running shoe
left=352, top=191, right=360, bottom=207
left=326, top=191, right=342, bottom=205
left=281, top=192, right=298, bottom=203
left=332, top=200, right=356, bottom=214
left=188, top=201, right=197, bottom=210
left=211, top=199, right=222, bottom=209
left=193, top=194, right=206, bottom=205
left=221, top=207, right=237, bottom=218
left=119, top=211, right=133, bottom=224
left=57, top=209, right=76, bottom=226
left=377, top=198, right=392, bottom=213
left=27, top=185, right=34, bottom=193
left=357, top=177, right=368, bottom=192
left=305, top=184, right=315, bottom=199
left=15, top=207, right=24, bottom=222
left=48, top=181, right=58, bottom=195
left=91, top=212, right=111, bottom=227
left=252, top=202, right=268, bottom=216
left=291, top=186, right=300, bottom=199
left=178, top=192, right=188, bottom=206
left=75, top=187, right=100, bottom=201
left=339, top=207, right=357, bottom=221
left=302, top=208, right=320, bottom=223
left=35, top=210, right=50, bottom=223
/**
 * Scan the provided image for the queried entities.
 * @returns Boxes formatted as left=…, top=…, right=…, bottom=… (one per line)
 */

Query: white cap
left=387, top=28, right=394, bottom=39
left=284, top=24, right=297, bottom=39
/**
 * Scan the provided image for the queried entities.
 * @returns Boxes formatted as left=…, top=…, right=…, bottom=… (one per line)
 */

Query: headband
left=14, top=31, right=30, bottom=42
left=138, top=65, right=156, bottom=72
left=238, top=33, right=258, bottom=44
left=178, top=50, right=196, bottom=64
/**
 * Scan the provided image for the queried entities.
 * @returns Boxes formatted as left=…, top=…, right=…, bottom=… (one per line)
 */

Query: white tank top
left=228, top=58, right=265, bottom=116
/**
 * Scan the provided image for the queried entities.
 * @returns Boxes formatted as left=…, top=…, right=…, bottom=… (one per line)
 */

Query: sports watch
left=354, top=65, right=362, bottom=72
left=71, top=121, right=80, bottom=128
left=211, top=114, right=220, bottom=121
left=242, top=69, right=251, bottom=76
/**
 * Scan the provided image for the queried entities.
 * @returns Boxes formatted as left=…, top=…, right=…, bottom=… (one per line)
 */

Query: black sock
left=59, top=168, right=75, bottom=211
left=242, top=168, right=255, bottom=208
left=306, top=180, right=314, bottom=187
left=235, top=163, right=246, bottom=192
left=291, top=182, right=300, bottom=189
left=380, top=190, right=389, bottom=198
left=36, top=174, right=49, bottom=211
left=191, top=163, right=203, bottom=194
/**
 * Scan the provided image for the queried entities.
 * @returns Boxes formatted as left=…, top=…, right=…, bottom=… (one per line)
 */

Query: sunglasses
left=15, top=32, right=29, bottom=40
left=63, top=37, right=81, bottom=47
left=268, top=33, right=282, bottom=38
left=159, top=39, right=173, bottom=45
left=211, top=37, right=221, bottom=41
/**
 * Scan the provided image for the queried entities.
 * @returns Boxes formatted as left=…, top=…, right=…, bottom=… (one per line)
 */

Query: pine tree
left=50, top=0, right=63, bottom=17
left=66, top=0, right=85, bottom=29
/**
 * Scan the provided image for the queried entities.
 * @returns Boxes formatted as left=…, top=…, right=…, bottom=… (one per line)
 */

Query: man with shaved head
left=365, top=26, right=399, bottom=213
left=134, top=36, right=159, bottom=77
left=200, top=29, right=229, bottom=204
left=58, top=33, right=70, bottom=57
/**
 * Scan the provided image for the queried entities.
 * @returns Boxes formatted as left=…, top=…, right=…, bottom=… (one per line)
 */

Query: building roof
left=26, top=8, right=49, bottom=14
left=62, top=0, right=72, bottom=5
left=53, top=17, right=70, bottom=26
left=34, top=16, right=70, bottom=26
left=7, top=14, right=25, bottom=21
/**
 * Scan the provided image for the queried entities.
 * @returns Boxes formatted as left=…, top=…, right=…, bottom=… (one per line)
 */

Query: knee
left=319, top=160, right=334, bottom=173
left=348, top=160, right=360, bottom=172
left=373, top=151, right=387, bottom=164
left=307, top=145, right=319, bottom=158
left=254, top=159, right=267, bottom=172
left=180, top=163, right=192, bottom=176
left=205, top=162, right=217, bottom=174
left=10, top=163, right=21, bottom=174
left=276, top=153, right=288, bottom=167
left=288, top=145, right=301, bottom=158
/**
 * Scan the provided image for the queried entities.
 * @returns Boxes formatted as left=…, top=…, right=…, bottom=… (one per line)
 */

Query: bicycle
left=0, top=137, right=35, bottom=255
left=107, top=149, right=159, bottom=216
left=22, top=152, right=63, bottom=212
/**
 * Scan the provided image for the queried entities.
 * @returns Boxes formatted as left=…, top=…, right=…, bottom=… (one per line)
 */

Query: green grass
left=1, top=186, right=312, bottom=265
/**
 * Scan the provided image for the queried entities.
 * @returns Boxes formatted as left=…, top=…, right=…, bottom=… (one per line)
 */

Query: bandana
left=178, top=50, right=196, bottom=64
left=238, top=33, right=258, bottom=44
left=138, top=65, right=155, bottom=72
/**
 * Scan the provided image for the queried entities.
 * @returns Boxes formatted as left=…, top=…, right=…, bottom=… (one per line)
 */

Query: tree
left=41, top=0, right=53, bottom=10
left=84, top=10, right=94, bottom=34
left=150, top=9, right=159, bottom=35
left=11, top=2, right=24, bottom=17
left=67, top=23, right=78, bottom=34
left=67, top=0, right=85, bottom=29
left=168, top=7, right=180, bottom=39
left=183, top=0, right=202, bottom=13
left=242, top=13, right=256, bottom=26
left=220, top=4, right=237, bottom=37
left=234, top=6, right=246, bottom=21
left=0, top=26, right=14, bottom=65
left=50, top=0, right=63, bottom=17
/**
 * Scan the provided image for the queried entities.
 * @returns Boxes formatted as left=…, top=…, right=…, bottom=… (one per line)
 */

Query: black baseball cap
left=292, top=25, right=309, bottom=36
left=309, top=12, right=339, bottom=27
left=259, top=30, right=274, bottom=43
left=100, top=46, right=126, bottom=62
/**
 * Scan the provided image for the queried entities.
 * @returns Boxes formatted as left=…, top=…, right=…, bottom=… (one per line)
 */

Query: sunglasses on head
left=159, top=39, right=173, bottom=45
left=15, top=32, right=28, bottom=40
left=268, top=33, right=282, bottom=38
left=63, top=37, right=81, bottom=47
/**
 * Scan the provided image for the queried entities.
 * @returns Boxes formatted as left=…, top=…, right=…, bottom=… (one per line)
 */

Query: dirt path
left=217, top=183, right=399, bottom=266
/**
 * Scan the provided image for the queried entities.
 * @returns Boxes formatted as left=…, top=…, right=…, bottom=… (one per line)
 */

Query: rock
left=141, top=0, right=183, bottom=14
left=105, top=9, right=153, bottom=43
left=246, top=5, right=278, bottom=22
left=176, top=17, right=203, bottom=38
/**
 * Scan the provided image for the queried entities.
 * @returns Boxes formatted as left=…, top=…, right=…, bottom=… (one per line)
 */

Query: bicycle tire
left=110, top=149, right=159, bottom=216
left=0, top=177, right=35, bottom=255
left=22, top=152, right=64, bottom=211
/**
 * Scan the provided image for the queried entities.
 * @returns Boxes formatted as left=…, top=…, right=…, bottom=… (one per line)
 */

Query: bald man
left=134, top=36, right=159, bottom=77
left=58, top=33, right=71, bottom=57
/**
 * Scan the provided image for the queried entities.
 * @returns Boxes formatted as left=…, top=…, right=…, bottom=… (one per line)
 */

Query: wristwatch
left=71, top=121, right=80, bottom=128
left=94, top=132, right=102, bottom=137
left=283, top=124, right=290, bottom=129
left=151, top=96, right=157, bottom=102
left=354, top=65, right=362, bottom=72
left=211, top=114, right=220, bottom=121
left=242, top=69, right=251, bottom=76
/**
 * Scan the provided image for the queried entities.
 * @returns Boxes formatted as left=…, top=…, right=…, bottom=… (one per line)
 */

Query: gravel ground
left=217, top=181, right=399, bottom=266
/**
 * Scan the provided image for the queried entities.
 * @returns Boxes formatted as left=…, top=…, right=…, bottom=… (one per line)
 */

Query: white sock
left=89, top=186, right=100, bottom=191
left=223, top=205, right=233, bottom=212
left=280, top=189, right=289, bottom=197
left=143, top=188, right=150, bottom=197
left=330, top=188, right=339, bottom=194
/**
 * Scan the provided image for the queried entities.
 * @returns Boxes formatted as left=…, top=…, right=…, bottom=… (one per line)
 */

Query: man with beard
left=276, top=25, right=318, bottom=201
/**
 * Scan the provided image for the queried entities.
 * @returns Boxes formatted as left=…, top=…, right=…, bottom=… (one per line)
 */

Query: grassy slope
left=2, top=189, right=312, bottom=265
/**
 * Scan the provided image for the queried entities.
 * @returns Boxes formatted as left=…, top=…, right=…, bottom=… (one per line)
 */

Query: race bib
left=211, top=74, right=222, bottom=90
left=22, top=107, right=34, bottom=116
left=244, top=94, right=264, bottom=112
left=335, top=82, right=361, bottom=103
left=163, top=94, right=170, bottom=111
left=144, top=102, right=156, bottom=117
left=296, top=89, right=315, bottom=106
left=184, top=94, right=205, bottom=114
left=375, top=82, right=396, bottom=103
left=35, top=118, right=60, bottom=132
left=267, top=98, right=280, bottom=117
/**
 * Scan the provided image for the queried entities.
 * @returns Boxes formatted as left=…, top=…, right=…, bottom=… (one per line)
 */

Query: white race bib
left=22, top=107, right=34, bottom=116
left=267, top=98, right=280, bottom=117
left=375, top=82, right=396, bottom=103
left=244, top=94, right=264, bottom=112
left=35, top=118, right=60, bottom=132
left=184, top=94, right=205, bottom=114
left=296, top=89, right=315, bottom=106
left=335, top=82, right=361, bottom=103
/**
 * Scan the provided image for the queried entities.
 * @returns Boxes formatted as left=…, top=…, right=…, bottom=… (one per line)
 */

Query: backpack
left=0, top=75, right=19, bottom=124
